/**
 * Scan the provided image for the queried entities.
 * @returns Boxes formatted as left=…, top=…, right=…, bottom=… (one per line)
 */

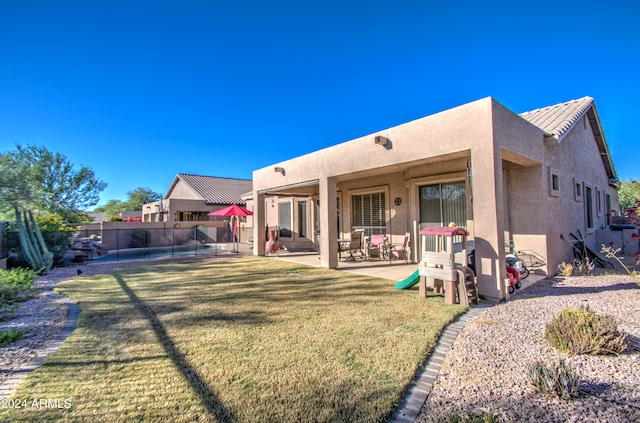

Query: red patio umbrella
left=208, top=204, right=253, bottom=252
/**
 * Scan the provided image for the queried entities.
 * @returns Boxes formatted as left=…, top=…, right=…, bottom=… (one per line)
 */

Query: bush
left=0, top=328, right=27, bottom=346
left=557, top=262, right=574, bottom=277
left=545, top=306, right=627, bottom=355
left=528, top=359, right=580, bottom=401
left=0, top=268, right=37, bottom=304
left=572, top=257, right=594, bottom=276
left=0, top=267, right=37, bottom=287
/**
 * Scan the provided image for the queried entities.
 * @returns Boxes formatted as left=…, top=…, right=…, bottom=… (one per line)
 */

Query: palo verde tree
left=9, top=144, right=107, bottom=223
left=0, top=144, right=107, bottom=272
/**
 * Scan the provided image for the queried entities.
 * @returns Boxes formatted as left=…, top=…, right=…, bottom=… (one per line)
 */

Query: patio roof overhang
left=257, top=179, right=320, bottom=196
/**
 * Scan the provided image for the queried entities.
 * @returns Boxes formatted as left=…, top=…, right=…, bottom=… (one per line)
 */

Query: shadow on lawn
left=113, top=274, right=236, bottom=422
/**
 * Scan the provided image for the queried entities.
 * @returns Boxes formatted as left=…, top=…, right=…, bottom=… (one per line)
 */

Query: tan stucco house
left=251, top=96, right=619, bottom=301
left=142, top=173, right=253, bottom=223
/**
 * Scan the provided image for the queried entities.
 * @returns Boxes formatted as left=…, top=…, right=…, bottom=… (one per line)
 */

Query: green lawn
left=1, top=257, right=466, bottom=422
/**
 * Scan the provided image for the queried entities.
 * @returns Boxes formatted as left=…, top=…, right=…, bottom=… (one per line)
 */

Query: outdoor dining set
left=338, top=230, right=410, bottom=264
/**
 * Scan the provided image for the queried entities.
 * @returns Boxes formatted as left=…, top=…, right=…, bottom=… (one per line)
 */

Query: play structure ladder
left=456, top=267, right=478, bottom=307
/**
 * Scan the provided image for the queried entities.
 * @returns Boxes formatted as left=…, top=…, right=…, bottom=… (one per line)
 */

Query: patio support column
left=319, top=177, right=338, bottom=268
left=253, top=192, right=266, bottom=256
left=471, top=147, right=506, bottom=300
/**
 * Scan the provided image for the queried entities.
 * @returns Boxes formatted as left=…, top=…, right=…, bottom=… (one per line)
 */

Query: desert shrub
left=0, top=267, right=37, bottom=287
left=602, top=245, right=640, bottom=287
left=0, top=268, right=37, bottom=305
left=571, top=257, right=594, bottom=276
left=557, top=262, right=574, bottom=277
left=0, top=328, right=27, bottom=346
left=545, top=306, right=627, bottom=355
left=528, top=359, right=580, bottom=401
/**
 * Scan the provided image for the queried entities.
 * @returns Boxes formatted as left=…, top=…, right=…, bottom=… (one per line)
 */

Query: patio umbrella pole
left=208, top=204, right=253, bottom=255
left=232, top=215, right=238, bottom=253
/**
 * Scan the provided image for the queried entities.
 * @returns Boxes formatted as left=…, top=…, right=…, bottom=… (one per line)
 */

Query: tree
left=0, top=144, right=107, bottom=223
left=124, top=187, right=162, bottom=211
left=94, top=199, right=126, bottom=221
left=94, top=187, right=162, bottom=221
left=618, top=179, right=640, bottom=213
left=0, top=150, right=36, bottom=215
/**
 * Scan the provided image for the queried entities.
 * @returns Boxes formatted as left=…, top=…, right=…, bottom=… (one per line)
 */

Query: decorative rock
left=417, top=275, right=640, bottom=423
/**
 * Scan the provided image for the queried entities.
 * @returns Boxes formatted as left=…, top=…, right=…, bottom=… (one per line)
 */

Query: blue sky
left=1, top=1, right=638, bottom=207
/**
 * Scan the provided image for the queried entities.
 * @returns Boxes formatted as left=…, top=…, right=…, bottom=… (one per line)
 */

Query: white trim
left=345, top=185, right=390, bottom=236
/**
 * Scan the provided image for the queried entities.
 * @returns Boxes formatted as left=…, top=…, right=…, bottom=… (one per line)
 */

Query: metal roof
left=166, top=174, right=253, bottom=205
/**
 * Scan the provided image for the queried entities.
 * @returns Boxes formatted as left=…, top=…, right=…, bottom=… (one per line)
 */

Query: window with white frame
left=352, top=192, right=386, bottom=237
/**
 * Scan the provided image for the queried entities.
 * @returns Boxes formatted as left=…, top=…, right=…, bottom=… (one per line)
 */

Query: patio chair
left=344, top=230, right=365, bottom=262
left=367, top=234, right=386, bottom=260
left=389, top=232, right=410, bottom=263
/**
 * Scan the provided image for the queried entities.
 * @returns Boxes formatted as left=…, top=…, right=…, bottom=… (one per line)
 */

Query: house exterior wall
left=541, top=114, right=619, bottom=271
left=167, top=179, right=202, bottom=200
left=251, top=96, right=618, bottom=301
left=253, top=97, right=511, bottom=297
left=490, top=100, right=548, bottom=288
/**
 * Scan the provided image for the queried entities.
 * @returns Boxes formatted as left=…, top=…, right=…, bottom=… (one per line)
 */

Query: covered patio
left=251, top=96, right=618, bottom=301
left=267, top=250, right=547, bottom=293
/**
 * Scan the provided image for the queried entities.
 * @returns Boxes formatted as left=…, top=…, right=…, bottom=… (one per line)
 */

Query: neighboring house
left=120, top=211, right=142, bottom=221
left=142, top=174, right=253, bottom=223
left=251, top=96, right=619, bottom=301
left=87, top=212, right=108, bottom=222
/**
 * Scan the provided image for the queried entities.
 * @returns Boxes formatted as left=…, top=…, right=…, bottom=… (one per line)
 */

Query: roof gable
left=165, top=174, right=253, bottom=205
left=519, top=97, right=617, bottom=180
left=519, top=96, right=593, bottom=142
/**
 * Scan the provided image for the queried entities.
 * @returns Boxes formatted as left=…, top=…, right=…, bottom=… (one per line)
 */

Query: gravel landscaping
left=418, top=275, right=640, bottom=423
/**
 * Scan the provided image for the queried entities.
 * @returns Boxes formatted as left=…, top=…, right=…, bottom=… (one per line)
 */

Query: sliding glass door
left=419, top=181, right=466, bottom=250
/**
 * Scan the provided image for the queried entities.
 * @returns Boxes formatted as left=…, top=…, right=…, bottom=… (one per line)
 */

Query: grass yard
left=1, top=257, right=466, bottom=422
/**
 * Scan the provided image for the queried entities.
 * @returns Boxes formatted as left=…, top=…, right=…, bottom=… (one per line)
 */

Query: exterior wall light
left=274, top=167, right=285, bottom=175
left=374, top=136, right=388, bottom=146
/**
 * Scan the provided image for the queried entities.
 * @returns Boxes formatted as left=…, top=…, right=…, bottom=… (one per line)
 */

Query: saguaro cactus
left=14, top=207, right=53, bottom=274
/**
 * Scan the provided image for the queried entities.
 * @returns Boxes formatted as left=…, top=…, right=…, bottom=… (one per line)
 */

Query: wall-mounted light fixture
left=374, top=136, right=388, bottom=146
left=274, top=166, right=285, bottom=175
